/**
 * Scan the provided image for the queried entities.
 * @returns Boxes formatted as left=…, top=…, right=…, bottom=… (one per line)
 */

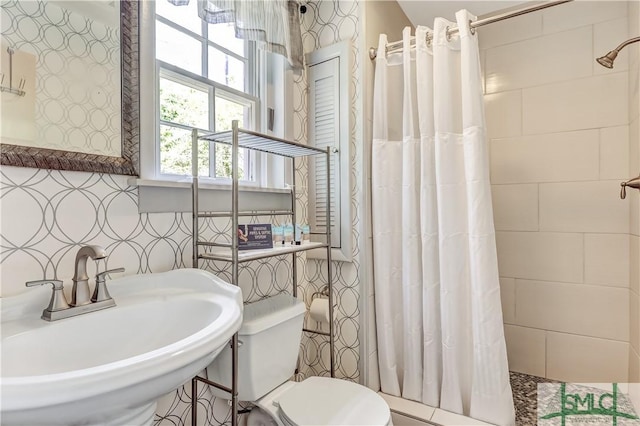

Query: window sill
left=129, top=178, right=292, bottom=214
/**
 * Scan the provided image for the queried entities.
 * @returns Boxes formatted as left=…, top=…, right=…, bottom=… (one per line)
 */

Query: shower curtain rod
left=368, top=0, right=573, bottom=60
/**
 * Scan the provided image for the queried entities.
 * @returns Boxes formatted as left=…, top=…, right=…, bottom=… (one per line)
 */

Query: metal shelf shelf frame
left=189, top=121, right=335, bottom=426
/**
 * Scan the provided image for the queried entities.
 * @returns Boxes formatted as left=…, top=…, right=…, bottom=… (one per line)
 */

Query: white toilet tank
left=205, top=293, right=305, bottom=401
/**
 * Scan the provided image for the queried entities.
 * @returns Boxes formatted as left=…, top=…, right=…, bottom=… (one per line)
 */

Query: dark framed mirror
left=0, top=0, right=139, bottom=176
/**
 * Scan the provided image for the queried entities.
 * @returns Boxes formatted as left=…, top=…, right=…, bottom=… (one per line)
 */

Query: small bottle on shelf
left=283, top=223, right=294, bottom=244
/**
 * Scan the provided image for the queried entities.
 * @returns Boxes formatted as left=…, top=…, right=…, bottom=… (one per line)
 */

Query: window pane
left=156, top=21, right=201, bottom=75
left=214, top=144, right=245, bottom=180
left=160, top=125, right=210, bottom=176
left=159, top=77, right=209, bottom=128
left=156, top=1, right=201, bottom=34
left=215, top=97, right=249, bottom=179
left=209, top=47, right=245, bottom=91
left=208, top=22, right=244, bottom=57
left=215, top=96, right=247, bottom=130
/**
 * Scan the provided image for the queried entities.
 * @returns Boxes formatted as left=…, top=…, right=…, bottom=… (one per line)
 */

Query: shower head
left=596, top=50, right=618, bottom=69
left=596, top=36, right=640, bottom=69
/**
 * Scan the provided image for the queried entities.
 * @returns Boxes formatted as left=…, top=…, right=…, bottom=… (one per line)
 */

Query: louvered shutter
left=308, top=56, right=340, bottom=247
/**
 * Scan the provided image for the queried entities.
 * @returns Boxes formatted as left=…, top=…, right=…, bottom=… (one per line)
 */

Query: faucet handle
left=96, top=268, right=125, bottom=282
left=26, top=279, right=63, bottom=289
left=25, top=279, right=70, bottom=313
left=92, top=268, right=124, bottom=303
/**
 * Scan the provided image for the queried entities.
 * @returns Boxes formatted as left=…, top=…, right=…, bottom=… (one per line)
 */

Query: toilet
left=205, top=293, right=391, bottom=426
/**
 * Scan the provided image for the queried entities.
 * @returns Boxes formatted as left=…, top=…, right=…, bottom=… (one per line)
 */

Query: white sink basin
left=1, top=268, right=243, bottom=426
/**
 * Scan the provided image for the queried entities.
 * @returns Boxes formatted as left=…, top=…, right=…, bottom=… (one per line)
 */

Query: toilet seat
left=277, top=377, right=391, bottom=426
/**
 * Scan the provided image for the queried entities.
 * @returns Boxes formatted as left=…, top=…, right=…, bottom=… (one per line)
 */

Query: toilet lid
left=278, top=377, right=390, bottom=426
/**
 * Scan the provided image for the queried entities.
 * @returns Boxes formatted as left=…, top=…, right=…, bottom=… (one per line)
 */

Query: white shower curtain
left=371, top=12, right=515, bottom=426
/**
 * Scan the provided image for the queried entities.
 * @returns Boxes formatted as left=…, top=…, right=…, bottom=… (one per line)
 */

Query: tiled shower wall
left=481, top=1, right=633, bottom=382
left=628, top=0, right=640, bottom=384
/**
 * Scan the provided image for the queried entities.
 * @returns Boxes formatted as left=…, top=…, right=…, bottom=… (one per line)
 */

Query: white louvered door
left=308, top=56, right=340, bottom=247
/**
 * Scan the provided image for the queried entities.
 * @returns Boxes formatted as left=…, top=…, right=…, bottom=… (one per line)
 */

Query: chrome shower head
left=596, top=50, right=618, bottom=69
left=596, top=36, right=640, bottom=69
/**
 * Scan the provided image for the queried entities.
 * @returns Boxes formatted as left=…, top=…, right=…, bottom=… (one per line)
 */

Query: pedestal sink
left=1, top=268, right=243, bottom=426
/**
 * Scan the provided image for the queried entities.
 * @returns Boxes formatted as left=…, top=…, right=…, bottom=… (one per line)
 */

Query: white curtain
left=371, top=12, right=515, bottom=426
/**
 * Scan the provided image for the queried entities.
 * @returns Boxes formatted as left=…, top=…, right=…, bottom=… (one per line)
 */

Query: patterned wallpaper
left=0, top=168, right=189, bottom=295
left=1, top=0, right=121, bottom=156
left=0, top=1, right=365, bottom=425
left=295, top=0, right=364, bottom=383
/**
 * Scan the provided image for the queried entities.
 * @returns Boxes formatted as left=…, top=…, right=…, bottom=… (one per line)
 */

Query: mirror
left=0, top=0, right=139, bottom=175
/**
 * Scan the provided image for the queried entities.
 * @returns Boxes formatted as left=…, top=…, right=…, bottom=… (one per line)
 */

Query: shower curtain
left=371, top=12, right=515, bottom=426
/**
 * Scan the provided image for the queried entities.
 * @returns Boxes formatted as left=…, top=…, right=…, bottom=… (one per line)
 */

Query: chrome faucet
left=26, top=245, right=124, bottom=321
left=71, top=245, right=107, bottom=306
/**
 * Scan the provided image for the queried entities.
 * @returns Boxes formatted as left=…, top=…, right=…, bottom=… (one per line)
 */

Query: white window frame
left=156, top=62, right=260, bottom=184
left=136, top=2, right=291, bottom=215
left=138, top=1, right=287, bottom=187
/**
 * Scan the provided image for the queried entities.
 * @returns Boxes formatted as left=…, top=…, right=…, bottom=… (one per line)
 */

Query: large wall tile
left=600, top=126, right=630, bottom=180
left=539, top=181, right=630, bottom=234
left=484, top=90, right=522, bottom=139
left=546, top=331, right=629, bottom=383
left=523, top=73, right=628, bottom=135
left=630, top=192, right=640, bottom=237
left=500, top=277, right=516, bottom=324
left=632, top=42, right=640, bottom=104
left=485, top=26, right=592, bottom=93
left=490, top=130, right=599, bottom=184
left=504, top=324, right=546, bottom=377
left=630, top=291, right=639, bottom=353
left=630, top=1, right=640, bottom=36
left=478, top=12, right=542, bottom=50
left=542, top=1, right=628, bottom=34
left=584, top=233, right=630, bottom=287
left=496, top=232, right=583, bottom=283
left=491, top=184, right=538, bottom=231
left=631, top=235, right=640, bottom=295
left=630, top=69, right=640, bottom=139
left=630, top=347, right=640, bottom=383
left=515, top=280, right=629, bottom=341
left=631, top=118, right=640, bottom=176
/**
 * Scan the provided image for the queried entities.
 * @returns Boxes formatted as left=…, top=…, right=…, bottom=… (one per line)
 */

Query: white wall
left=481, top=1, right=632, bottom=382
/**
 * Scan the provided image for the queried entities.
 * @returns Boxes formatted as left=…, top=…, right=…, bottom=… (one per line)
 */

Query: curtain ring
left=469, top=20, right=476, bottom=35
left=426, top=32, right=432, bottom=48
left=445, top=26, right=452, bottom=41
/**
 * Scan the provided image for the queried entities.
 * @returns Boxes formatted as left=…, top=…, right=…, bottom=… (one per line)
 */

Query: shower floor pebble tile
left=510, top=371, right=559, bottom=426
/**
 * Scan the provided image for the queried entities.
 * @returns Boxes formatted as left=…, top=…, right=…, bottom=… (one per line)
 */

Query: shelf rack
left=189, top=121, right=334, bottom=426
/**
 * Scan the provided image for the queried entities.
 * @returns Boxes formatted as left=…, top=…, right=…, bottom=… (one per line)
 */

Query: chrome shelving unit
left=189, top=120, right=335, bottom=426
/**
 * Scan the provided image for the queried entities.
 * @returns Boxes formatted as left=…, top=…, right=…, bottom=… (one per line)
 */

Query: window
left=154, top=1, right=259, bottom=181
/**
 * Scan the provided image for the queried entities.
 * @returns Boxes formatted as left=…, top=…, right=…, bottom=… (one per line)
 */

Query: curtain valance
left=168, top=0, right=304, bottom=69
